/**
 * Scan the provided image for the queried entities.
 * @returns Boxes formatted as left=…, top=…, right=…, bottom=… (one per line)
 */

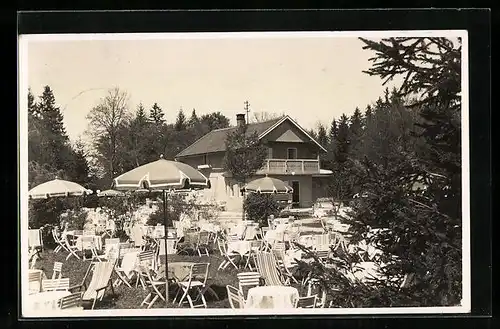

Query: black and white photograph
left=18, top=29, right=470, bottom=317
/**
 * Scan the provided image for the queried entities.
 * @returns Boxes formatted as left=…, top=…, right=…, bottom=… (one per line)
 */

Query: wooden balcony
left=256, top=158, right=320, bottom=175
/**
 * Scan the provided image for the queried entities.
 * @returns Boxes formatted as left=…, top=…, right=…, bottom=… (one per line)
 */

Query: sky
left=24, top=33, right=402, bottom=143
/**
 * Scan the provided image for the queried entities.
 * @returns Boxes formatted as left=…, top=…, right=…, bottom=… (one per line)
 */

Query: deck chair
left=64, top=234, right=81, bottom=260
left=226, top=285, right=246, bottom=309
left=216, top=239, right=239, bottom=270
left=69, top=261, right=115, bottom=310
left=237, top=272, right=261, bottom=299
left=42, top=278, right=70, bottom=291
left=28, top=229, right=43, bottom=253
left=113, top=249, right=140, bottom=288
left=253, top=252, right=289, bottom=286
left=52, top=229, right=69, bottom=253
left=51, top=262, right=63, bottom=279
left=295, top=295, right=317, bottom=308
left=59, top=292, right=84, bottom=310
left=195, top=231, right=211, bottom=257
left=140, top=269, right=167, bottom=309
left=174, top=263, right=210, bottom=308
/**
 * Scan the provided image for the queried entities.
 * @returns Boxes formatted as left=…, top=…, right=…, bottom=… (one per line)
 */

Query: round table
left=227, top=240, right=251, bottom=255
left=25, top=291, right=71, bottom=311
left=245, top=285, right=299, bottom=309
left=156, top=261, right=196, bottom=282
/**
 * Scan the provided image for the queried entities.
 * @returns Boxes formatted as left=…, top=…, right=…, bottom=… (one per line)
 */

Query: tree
left=188, top=108, right=200, bottom=129
left=149, top=102, right=165, bottom=125
left=316, top=123, right=329, bottom=167
left=199, top=112, right=230, bottom=131
left=135, top=103, right=148, bottom=125
left=174, top=108, right=187, bottom=131
left=349, top=36, right=462, bottom=305
left=86, top=87, right=132, bottom=183
left=252, top=111, right=284, bottom=123
left=224, top=124, right=268, bottom=220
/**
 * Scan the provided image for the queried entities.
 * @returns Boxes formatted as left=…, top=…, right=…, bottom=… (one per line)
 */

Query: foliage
left=252, top=111, right=285, bottom=123
left=146, top=193, right=197, bottom=226
left=243, top=193, right=280, bottom=227
left=85, top=87, right=132, bottom=184
left=223, top=124, right=268, bottom=185
left=149, top=102, right=165, bottom=125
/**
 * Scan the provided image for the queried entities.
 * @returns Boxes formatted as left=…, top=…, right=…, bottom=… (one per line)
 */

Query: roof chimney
left=236, top=113, right=246, bottom=127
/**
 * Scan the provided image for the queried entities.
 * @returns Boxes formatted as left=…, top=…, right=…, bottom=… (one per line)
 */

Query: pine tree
left=335, top=114, right=350, bottom=163
left=149, top=102, right=165, bottom=125
left=188, top=108, right=200, bottom=128
left=135, top=103, right=148, bottom=125
left=174, top=108, right=187, bottom=131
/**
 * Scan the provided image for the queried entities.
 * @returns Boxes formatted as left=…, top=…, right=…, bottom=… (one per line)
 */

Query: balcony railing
left=256, top=158, right=320, bottom=175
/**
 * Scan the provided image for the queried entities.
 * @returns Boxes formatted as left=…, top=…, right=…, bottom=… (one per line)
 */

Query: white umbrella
left=29, top=177, right=93, bottom=200
left=113, top=154, right=210, bottom=304
left=97, top=189, right=126, bottom=197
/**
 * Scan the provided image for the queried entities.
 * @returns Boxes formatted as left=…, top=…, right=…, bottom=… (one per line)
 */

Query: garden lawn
left=32, top=246, right=309, bottom=310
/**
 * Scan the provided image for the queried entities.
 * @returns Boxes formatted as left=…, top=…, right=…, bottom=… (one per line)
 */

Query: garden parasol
left=28, top=177, right=93, bottom=200
left=112, top=154, right=210, bottom=304
left=97, top=189, right=126, bottom=197
left=241, top=175, right=293, bottom=194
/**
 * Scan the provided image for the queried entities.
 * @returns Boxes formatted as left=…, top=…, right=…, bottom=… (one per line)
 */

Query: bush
left=243, top=193, right=280, bottom=227
left=146, top=193, right=197, bottom=227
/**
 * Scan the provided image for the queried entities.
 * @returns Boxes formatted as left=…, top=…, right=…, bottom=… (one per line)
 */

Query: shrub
left=243, top=193, right=280, bottom=227
left=146, top=193, right=197, bottom=227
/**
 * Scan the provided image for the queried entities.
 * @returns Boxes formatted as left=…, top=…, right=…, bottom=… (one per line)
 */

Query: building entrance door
left=291, top=181, right=300, bottom=208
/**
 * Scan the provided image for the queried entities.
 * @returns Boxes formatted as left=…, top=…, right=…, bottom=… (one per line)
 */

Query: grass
left=33, top=244, right=308, bottom=310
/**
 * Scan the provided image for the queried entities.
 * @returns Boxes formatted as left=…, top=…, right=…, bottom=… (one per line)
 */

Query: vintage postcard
left=18, top=30, right=470, bottom=317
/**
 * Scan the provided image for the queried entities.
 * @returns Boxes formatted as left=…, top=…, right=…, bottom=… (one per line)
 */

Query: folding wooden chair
left=28, top=271, right=42, bottom=294
left=216, top=239, right=239, bottom=270
left=237, top=272, right=261, bottom=299
left=64, top=234, right=81, bottom=260
left=52, top=228, right=69, bottom=253
left=226, top=285, right=246, bottom=309
left=81, top=236, right=100, bottom=261
left=51, top=262, right=63, bottom=279
left=174, top=263, right=210, bottom=308
left=295, top=295, right=317, bottom=308
left=195, top=231, right=211, bottom=257
left=59, top=292, right=84, bottom=310
left=140, top=269, right=167, bottom=309
left=134, top=251, right=156, bottom=289
left=42, top=278, right=70, bottom=292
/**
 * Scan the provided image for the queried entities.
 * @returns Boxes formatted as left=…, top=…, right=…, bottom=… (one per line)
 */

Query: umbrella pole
left=162, top=189, right=169, bottom=305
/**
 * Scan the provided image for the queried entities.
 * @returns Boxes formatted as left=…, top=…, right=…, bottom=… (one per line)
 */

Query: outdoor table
left=156, top=261, right=196, bottom=282
left=227, top=240, right=251, bottom=256
left=28, top=269, right=46, bottom=294
left=298, top=235, right=316, bottom=248
left=245, top=286, right=299, bottom=309
left=264, top=230, right=284, bottom=243
left=25, top=291, right=71, bottom=311
left=72, top=234, right=102, bottom=251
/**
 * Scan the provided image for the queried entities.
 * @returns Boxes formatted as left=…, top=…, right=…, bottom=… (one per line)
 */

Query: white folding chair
left=59, top=292, right=84, bottom=310
left=51, top=262, right=63, bottom=279
left=217, top=239, right=239, bottom=270
left=64, top=234, right=81, bottom=260
left=237, top=272, right=261, bottom=299
left=174, top=263, right=210, bottom=308
left=226, top=285, right=246, bottom=309
left=42, top=278, right=70, bottom=292
left=52, top=229, right=69, bottom=253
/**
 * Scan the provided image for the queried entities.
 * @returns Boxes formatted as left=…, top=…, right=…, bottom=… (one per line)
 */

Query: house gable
left=260, top=116, right=328, bottom=152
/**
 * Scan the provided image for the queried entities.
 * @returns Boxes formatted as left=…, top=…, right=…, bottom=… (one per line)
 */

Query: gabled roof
left=175, top=115, right=327, bottom=158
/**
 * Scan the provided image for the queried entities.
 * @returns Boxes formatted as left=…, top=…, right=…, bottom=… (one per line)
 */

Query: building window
left=267, top=147, right=273, bottom=159
left=287, top=148, right=297, bottom=159
left=203, top=154, right=207, bottom=164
